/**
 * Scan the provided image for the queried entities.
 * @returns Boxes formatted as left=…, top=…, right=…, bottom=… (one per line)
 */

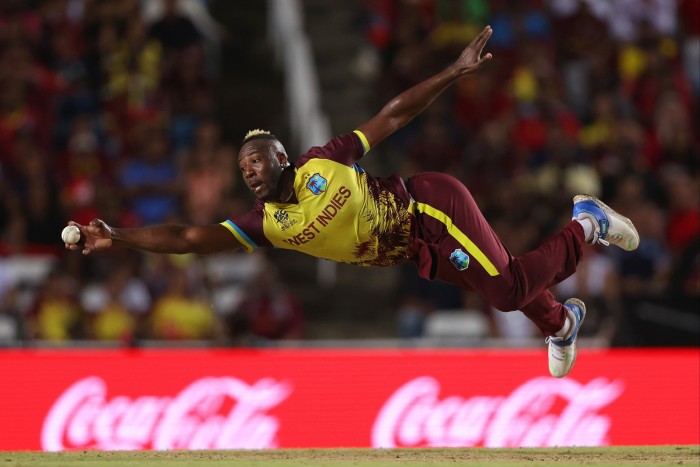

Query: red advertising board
left=0, top=348, right=697, bottom=451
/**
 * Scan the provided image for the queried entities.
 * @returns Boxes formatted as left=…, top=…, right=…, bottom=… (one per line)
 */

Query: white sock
left=575, top=217, right=595, bottom=243
left=554, top=309, right=573, bottom=338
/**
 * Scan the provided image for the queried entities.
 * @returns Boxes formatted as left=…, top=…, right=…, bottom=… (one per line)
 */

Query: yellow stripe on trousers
left=414, top=201, right=500, bottom=277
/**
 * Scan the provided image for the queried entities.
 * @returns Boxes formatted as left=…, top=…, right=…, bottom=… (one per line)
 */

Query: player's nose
left=241, top=164, right=255, bottom=178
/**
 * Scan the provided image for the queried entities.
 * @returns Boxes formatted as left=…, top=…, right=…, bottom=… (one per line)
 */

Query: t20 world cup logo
left=274, top=209, right=296, bottom=231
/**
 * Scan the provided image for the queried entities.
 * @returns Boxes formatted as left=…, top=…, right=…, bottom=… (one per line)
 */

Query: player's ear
left=277, top=152, right=290, bottom=168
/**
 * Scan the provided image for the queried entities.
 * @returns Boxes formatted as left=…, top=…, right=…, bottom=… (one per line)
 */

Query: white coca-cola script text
left=372, top=376, right=624, bottom=448
left=42, top=376, right=291, bottom=451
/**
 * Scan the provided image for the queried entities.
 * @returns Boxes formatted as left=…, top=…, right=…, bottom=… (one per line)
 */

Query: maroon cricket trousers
left=406, top=172, right=586, bottom=336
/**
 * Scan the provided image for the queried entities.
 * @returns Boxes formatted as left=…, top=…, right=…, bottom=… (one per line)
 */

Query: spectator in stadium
left=661, top=167, right=700, bottom=278
left=66, top=26, right=641, bottom=378
left=80, top=261, right=152, bottom=342
left=148, top=0, right=203, bottom=56
left=118, top=123, right=181, bottom=225
left=8, top=137, right=64, bottom=254
left=180, top=119, right=236, bottom=225
left=148, top=263, right=218, bottom=341
left=26, top=269, right=83, bottom=341
left=226, top=257, right=304, bottom=343
left=395, top=261, right=464, bottom=338
left=402, top=111, right=463, bottom=177
left=0, top=260, right=23, bottom=342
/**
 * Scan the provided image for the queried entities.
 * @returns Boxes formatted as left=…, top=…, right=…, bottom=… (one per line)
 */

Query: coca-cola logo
left=372, top=376, right=624, bottom=448
left=42, top=376, right=292, bottom=451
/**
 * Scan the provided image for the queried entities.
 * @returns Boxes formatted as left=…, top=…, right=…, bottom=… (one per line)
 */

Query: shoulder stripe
left=353, top=130, right=370, bottom=155
left=220, top=220, right=257, bottom=253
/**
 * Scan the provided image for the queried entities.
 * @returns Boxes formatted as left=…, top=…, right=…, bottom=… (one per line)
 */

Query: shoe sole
left=573, top=194, right=640, bottom=251
left=558, top=298, right=586, bottom=378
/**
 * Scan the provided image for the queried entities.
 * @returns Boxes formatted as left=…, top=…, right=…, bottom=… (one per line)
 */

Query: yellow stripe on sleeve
left=353, top=130, right=370, bottom=155
left=220, top=220, right=256, bottom=253
left=415, top=202, right=500, bottom=276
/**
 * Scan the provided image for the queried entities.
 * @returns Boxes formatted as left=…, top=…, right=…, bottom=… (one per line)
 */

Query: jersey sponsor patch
left=306, top=173, right=327, bottom=195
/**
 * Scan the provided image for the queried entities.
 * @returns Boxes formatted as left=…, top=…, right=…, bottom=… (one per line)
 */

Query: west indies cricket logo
left=306, top=173, right=327, bottom=195
left=273, top=209, right=296, bottom=231
left=450, top=249, right=470, bottom=271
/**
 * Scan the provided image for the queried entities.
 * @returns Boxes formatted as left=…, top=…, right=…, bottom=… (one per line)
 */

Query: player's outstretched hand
left=453, top=25, right=493, bottom=75
left=65, top=219, right=113, bottom=255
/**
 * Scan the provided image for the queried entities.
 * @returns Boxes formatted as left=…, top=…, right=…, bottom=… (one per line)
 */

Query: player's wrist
left=445, top=63, right=465, bottom=80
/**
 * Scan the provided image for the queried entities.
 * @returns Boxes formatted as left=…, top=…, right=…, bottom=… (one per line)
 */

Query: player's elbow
left=182, top=224, right=240, bottom=255
left=179, top=226, right=212, bottom=254
left=380, top=102, right=410, bottom=131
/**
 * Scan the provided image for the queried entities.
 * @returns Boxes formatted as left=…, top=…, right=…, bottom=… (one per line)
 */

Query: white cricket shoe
left=573, top=194, right=640, bottom=251
left=546, top=298, right=586, bottom=378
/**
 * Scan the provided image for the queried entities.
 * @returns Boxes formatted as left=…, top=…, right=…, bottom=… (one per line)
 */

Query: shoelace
left=545, top=336, right=567, bottom=361
left=594, top=232, right=624, bottom=247
left=591, top=231, right=610, bottom=247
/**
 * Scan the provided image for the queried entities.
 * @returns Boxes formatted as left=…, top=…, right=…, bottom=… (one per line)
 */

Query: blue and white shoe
left=573, top=195, right=640, bottom=251
left=546, top=298, right=586, bottom=378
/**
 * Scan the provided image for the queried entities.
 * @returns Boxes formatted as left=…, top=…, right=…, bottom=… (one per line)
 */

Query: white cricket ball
left=61, top=225, right=81, bottom=245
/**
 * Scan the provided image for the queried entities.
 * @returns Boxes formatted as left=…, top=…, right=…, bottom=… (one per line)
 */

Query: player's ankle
left=574, top=216, right=596, bottom=243
left=554, top=309, right=573, bottom=339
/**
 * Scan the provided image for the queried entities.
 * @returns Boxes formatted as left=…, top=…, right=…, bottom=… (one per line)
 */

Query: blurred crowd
left=362, top=0, right=699, bottom=344
left=0, top=0, right=304, bottom=345
left=0, top=0, right=698, bottom=347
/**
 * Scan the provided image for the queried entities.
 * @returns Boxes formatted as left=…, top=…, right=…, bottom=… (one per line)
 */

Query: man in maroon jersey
left=66, top=26, right=639, bottom=378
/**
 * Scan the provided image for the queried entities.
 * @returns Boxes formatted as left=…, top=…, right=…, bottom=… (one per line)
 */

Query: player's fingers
left=85, top=224, right=105, bottom=236
left=87, top=219, right=101, bottom=233
left=86, top=219, right=110, bottom=237
left=475, top=25, right=491, bottom=46
left=467, top=53, right=492, bottom=73
left=474, top=25, right=489, bottom=40
left=69, top=222, right=90, bottom=238
left=466, top=27, right=484, bottom=49
left=82, top=247, right=92, bottom=256
left=476, top=27, right=492, bottom=52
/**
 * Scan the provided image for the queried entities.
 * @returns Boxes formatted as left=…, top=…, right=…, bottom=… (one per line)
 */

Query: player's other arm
left=356, top=25, right=493, bottom=149
left=66, top=219, right=244, bottom=255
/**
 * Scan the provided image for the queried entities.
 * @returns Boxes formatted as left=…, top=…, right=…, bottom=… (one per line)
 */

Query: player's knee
left=490, top=295, right=528, bottom=312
